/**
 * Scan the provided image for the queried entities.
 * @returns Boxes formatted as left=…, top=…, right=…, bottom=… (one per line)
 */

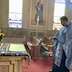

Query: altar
left=0, top=43, right=29, bottom=72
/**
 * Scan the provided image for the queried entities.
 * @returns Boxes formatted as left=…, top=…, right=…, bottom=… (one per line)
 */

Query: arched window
left=53, top=0, right=66, bottom=30
left=9, top=0, right=23, bottom=28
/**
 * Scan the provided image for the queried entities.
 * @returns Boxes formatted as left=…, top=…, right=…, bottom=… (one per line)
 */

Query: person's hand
left=70, top=71, right=72, bottom=72
left=48, top=37, right=53, bottom=40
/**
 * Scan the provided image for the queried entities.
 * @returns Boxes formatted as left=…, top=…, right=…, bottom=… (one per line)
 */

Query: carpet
left=22, top=58, right=53, bottom=72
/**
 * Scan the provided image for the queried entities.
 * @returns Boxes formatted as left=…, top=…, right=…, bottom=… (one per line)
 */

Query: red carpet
left=22, top=59, right=53, bottom=72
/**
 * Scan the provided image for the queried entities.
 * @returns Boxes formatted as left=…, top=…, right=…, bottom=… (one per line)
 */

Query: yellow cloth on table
left=9, top=44, right=26, bottom=52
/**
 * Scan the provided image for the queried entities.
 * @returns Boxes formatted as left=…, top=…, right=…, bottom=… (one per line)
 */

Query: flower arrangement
left=0, top=33, right=5, bottom=41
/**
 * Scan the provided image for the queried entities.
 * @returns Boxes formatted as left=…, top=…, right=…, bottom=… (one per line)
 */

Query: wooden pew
left=26, top=36, right=42, bottom=59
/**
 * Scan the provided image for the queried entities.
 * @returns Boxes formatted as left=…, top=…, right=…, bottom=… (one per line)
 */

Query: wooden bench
left=26, top=36, right=42, bottom=59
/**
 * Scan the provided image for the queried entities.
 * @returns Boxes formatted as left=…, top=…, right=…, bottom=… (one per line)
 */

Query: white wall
left=0, top=0, right=9, bottom=27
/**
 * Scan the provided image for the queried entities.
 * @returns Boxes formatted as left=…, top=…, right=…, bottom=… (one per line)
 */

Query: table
left=0, top=43, right=30, bottom=72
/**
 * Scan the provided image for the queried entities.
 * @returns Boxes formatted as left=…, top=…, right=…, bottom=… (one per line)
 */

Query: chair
left=26, top=36, right=42, bottom=59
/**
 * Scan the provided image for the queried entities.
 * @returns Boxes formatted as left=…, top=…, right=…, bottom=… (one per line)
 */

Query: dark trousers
left=52, top=50, right=69, bottom=72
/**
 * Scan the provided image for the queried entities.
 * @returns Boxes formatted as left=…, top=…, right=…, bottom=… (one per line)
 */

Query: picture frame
left=30, top=0, right=48, bottom=26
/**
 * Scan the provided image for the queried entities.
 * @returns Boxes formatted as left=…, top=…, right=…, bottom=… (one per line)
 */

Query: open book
left=9, top=44, right=26, bottom=52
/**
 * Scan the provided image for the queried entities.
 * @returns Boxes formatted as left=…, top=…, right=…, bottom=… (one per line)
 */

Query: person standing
left=49, top=16, right=72, bottom=72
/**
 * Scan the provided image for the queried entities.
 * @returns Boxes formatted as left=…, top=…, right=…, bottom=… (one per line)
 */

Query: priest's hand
left=48, top=37, right=54, bottom=40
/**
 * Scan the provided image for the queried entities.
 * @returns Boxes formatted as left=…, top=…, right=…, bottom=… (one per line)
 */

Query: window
left=9, top=0, right=23, bottom=28
left=70, top=0, right=72, bottom=3
left=53, top=0, right=66, bottom=30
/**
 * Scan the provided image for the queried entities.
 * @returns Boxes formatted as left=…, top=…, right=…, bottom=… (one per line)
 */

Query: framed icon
left=30, top=0, right=48, bottom=26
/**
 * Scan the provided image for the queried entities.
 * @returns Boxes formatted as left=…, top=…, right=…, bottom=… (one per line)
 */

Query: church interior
left=0, top=0, right=72, bottom=72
